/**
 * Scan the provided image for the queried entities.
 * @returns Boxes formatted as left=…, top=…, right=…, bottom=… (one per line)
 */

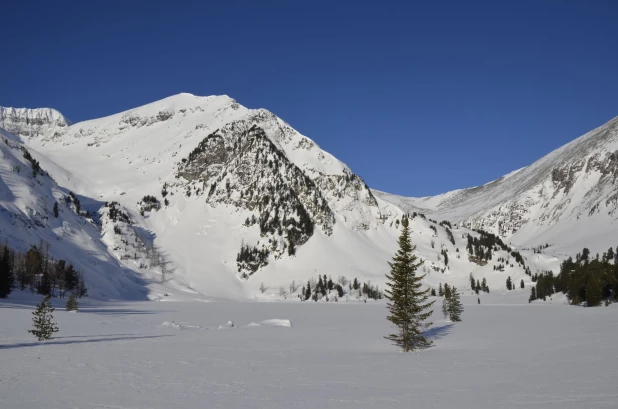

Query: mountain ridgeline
left=1, top=94, right=617, bottom=300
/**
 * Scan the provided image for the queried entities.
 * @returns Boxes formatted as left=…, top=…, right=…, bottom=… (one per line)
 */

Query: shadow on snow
left=0, top=334, right=172, bottom=350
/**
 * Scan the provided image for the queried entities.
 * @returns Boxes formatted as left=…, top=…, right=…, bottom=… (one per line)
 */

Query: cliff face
left=0, top=107, right=71, bottom=139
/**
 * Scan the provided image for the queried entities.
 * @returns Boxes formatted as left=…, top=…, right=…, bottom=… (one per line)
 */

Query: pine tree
left=447, top=286, right=464, bottom=322
left=442, top=292, right=450, bottom=319
left=506, top=276, right=512, bottom=291
left=586, top=274, right=602, bottom=307
left=438, top=283, right=444, bottom=296
left=38, top=268, right=52, bottom=296
left=384, top=216, right=434, bottom=351
left=304, top=281, right=311, bottom=301
left=0, top=245, right=13, bottom=298
left=64, top=264, right=79, bottom=291
left=431, top=288, right=436, bottom=296
left=444, top=283, right=451, bottom=299
left=28, top=295, right=59, bottom=341
left=53, top=202, right=59, bottom=218
left=529, top=286, right=536, bottom=303
left=66, top=292, right=79, bottom=311
left=481, top=277, right=488, bottom=292
left=520, top=279, right=525, bottom=289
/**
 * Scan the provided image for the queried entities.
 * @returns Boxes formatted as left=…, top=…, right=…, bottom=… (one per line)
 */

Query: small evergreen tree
left=431, top=288, right=436, bottom=296
left=447, top=286, right=464, bottom=322
left=66, top=292, right=79, bottom=311
left=28, top=295, right=59, bottom=341
left=304, top=281, right=311, bottom=301
left=506, top=276, right=512, bottom=291
left=53, top=202, right=59, bottom=218
left=384, top=217, right=434, bottom=351
left=520, top=279, right=525, bottom=289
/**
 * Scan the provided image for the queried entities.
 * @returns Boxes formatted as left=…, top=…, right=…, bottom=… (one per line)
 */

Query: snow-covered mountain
left=375, top=115, right=618, bottom=257
left=3, top=94, right=613, bottom=300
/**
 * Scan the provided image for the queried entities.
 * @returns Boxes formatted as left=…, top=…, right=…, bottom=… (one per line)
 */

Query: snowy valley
left=2, top=94, right=618, bottom=409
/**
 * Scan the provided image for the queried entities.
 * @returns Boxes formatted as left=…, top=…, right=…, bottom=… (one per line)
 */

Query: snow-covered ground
left=2, top=293, right=616, bottom=408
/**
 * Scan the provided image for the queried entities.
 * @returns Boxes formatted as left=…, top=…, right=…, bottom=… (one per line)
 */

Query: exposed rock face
left=175, top=123, right=335, bottom=271
left=0, top=107, right=70, bottom=139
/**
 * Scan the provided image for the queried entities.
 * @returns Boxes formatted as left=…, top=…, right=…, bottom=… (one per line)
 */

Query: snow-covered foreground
left=1, top=294, right=616, bottom=408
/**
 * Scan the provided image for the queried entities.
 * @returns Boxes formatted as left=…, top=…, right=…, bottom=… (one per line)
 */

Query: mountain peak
left=0, top=106, right=71, bottom=139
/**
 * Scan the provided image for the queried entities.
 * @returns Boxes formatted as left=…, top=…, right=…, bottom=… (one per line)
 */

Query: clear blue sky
left=2, top=0, right=617, bottom=197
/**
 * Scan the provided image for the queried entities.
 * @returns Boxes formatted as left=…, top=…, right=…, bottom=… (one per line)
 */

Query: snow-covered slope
left=0, top=129, right=148, bottom=299
left=375, top=116, right=618, bottom=256
left=3, top=94, right=602, bottom=300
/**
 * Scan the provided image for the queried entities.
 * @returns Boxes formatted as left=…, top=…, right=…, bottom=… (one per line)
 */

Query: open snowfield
left=1, top=293, right=616, bottom=409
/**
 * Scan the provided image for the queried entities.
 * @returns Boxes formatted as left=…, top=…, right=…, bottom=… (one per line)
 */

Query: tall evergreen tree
left=64, top=264, right=79, bottom=291
left=447, top=286, right=464, bottom=322
left=0, top=245, right=13, bottom=298
left=304, top=281, right=311, bottom=301
left=53, top=202, right=59, bottom=218
left=585, top=274, right=602, bottom=307
left=481, top=277, right=488, bottom=292
left=38, top=268, right=52, bottom=296
left=384, top=217, right=434, bottom=352
left=442, top=291, right=450, bottom=319
left=520, top=279, right=525, bottom=289
left=529, top=286, right=536, bottom=303
left=444, top=283, right=451, bottom=299
left=28, top=295, right=59, bottom=341
left=438, top=283, right=444, bottom=296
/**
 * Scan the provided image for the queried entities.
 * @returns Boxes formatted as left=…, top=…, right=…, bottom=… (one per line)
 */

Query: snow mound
left=218, top=320, right=236, bottom=329
left=161, top=321, right=203, bottom=330
left=247, top=319, right=293, bottom=328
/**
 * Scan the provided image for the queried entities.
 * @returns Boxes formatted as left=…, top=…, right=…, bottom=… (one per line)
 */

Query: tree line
left=0, top=241, right=87, bottom=299
left=529, top=246, right=618, bottom=306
